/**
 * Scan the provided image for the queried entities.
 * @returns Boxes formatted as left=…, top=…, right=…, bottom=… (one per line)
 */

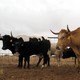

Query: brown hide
left=56, top=27, right=80, bottom=70
left=69, top=28, right=80, bottom=46
left=57, top=28, right=80, bottom=50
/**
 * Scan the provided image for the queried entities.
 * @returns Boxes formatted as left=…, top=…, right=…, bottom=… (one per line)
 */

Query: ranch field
left=0, top=55, right=80, bottom=80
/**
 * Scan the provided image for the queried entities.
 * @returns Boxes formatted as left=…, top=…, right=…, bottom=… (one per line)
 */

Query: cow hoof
left=57, top=63, right=61, bottom=67
left=41, top=65, right=45, bottom=69
left=17, top=66, right=22, bottom=68
left=45, top=64, right=47, bottom=67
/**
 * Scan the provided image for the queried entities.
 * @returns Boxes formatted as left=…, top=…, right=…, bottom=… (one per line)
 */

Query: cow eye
left=61, top=36, right=65, bottom=39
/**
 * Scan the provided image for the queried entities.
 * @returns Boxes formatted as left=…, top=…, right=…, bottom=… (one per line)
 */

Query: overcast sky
left=0, top=0, right=80, bottom=37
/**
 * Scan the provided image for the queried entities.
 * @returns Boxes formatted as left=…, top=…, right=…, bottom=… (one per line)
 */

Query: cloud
left=0, top=0, right=80, bottom=36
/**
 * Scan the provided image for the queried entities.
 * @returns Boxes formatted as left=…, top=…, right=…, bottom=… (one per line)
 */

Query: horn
left=67, top=25, right=70, bottom=32
left=10, top=31, right=13, bottom=37
left=0, top=34, right=3, bottom=40
left=50, top=29, right=59, bottom=35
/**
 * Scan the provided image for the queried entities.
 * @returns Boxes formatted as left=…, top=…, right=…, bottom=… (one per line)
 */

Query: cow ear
left=67, top=25, right=70, bottom=32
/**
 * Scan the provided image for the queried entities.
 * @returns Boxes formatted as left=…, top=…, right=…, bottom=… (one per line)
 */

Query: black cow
left=13, top=37, right=50, bottom=68
left=2, top=35, right=50, bottom=68
left=2, top=35, right=24, bottom=67
left=29, top=37, right=50, bottom=67
left=62, top=48, right=77, bottom=64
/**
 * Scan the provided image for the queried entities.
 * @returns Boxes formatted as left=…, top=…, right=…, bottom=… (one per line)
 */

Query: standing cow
left=2, top=34, right=23, bottom=67
left=2, top=34, right=50, bottom=68
left=50, top=26, right=80, bottom=71
left=29, top=37, right=50, bottom=67
left=13, top=37, right=50, bottom=68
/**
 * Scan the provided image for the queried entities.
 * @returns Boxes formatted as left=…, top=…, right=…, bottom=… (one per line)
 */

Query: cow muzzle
left=2, top=47, right=7, bottom=50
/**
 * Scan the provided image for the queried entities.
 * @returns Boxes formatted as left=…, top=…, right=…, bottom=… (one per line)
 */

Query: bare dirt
left=0, top=56, right=80, bottom=80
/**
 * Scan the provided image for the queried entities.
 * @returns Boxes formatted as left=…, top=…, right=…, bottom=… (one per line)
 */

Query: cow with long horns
left=50, top=25, right=80, bottom=72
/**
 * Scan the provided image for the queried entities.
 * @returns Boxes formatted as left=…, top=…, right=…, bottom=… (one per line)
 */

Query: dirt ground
left=0, top=55, right=80, bottom=80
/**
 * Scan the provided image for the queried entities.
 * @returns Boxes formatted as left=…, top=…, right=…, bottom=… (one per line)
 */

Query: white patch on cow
left=41, top=65, right=45, bottom=69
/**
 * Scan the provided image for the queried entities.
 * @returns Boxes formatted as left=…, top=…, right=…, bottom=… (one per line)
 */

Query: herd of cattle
left=0, top=26, right=79, bottom=71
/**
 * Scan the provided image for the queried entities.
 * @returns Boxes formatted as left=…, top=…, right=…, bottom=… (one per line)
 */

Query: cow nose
left=56, top=46, right=60, bottom=50
left=2, top=47, right=6, bottom=50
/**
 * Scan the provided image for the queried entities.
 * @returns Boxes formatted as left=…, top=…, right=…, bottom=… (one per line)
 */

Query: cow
left=2, top=34, right=24, bottom=67
left=50, top=43, right=76, bottom=66
left=29, top=37, right=50, bottom=67
left=62, top=48, right=77, bottom=65
left=50, top=26, right=80, bottom=71
left=2, top=34, right=50, bottom=68
left=13, top=37, right=50, bottom=68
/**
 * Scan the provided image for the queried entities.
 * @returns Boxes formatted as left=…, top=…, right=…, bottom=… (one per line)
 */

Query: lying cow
left=50, top=43, right=77, bottom=66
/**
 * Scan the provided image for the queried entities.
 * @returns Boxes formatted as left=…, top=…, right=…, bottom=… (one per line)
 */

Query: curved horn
left=67, top=25, right=70, bottom=32
left=50, top=29, right=59, bottom=35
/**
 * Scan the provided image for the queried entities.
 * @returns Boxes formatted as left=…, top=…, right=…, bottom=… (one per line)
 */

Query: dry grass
left=0, top=56, right=80, bottom=80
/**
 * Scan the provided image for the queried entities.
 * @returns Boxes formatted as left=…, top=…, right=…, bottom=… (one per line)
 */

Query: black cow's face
left=13, top=38, right=24, bottom=52
left=14, top=41, right=23, bottom=52
left=2, top=35, right=12, bottom=50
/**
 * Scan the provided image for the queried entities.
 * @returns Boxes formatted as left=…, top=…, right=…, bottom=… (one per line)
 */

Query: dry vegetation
left=0, top=55, right=80, bottom=80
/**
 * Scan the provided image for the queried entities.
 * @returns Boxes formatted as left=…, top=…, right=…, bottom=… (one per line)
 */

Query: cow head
left=2, top=35, right=12, bottom=50
left=13, top=37, right=24, bottom=52
left=50, top=25, right=71, bottom=50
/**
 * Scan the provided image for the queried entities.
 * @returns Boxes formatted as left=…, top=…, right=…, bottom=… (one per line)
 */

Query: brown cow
left=50, top=26, right=80, bottom=72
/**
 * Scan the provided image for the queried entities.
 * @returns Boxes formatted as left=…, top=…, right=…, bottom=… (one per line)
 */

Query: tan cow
left=50, top=26, right=80, bottom=71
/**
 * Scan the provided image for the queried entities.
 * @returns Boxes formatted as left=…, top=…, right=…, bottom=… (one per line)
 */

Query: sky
left=0, top=0, right=80, bottom=37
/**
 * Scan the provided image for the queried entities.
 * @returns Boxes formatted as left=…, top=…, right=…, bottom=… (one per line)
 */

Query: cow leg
left=18, top=55, right=20, bottom=67
left=72, top=48, right=80, bottom=72
left=36, top=55, right=43, bottom=67
left=45, top=54, right=50, bottom=66
left=41, top=55, right=48, bottom=68
left=27, top=56, right=30, bottom=69
left=57, top=55, right=61, bottom=67
left=76, top=57, right=80, bottom=72
left=24, top=56, right=30, bottom=69
left=20, top=57, right=23, bottom=68
left=74, top=57, right=77, bottom=65
left=24, top=57, right=27, bottom=69
left=18, top=55, right=23, bottom=68
left=47, top=54, right=50, bottom=66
